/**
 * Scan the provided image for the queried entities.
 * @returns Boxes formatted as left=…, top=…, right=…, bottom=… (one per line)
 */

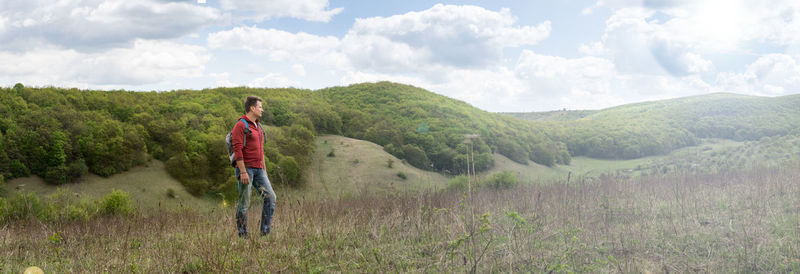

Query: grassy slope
left=4, top=160, right=214, bottom=211
left=301, top=135, right=449, bottom=199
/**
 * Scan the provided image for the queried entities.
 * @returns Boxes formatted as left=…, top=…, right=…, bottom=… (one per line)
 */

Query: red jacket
left=231, top=115, right=265, bottom=169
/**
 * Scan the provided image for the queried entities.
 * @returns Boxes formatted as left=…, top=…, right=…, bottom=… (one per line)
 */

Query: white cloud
left=248, top=73, right=300, bottom=88
left=0, top=40, right=210, bottom=86
left=210, top=72, right=235, bottom=87
left=514, top=50, right=619, bottom=108
left=341, top=4, right=551, bottom=74
left=579, top=41, right=607, bottom=56
left=291, top=64, right=306, bottom=76
left=219, top=0, right=342, bottom=22
left=717, top=54, right=800, bottom=96
left=593, top=0, right=800, bottom=49
left=0, top=0, right=224, bottom=51
left=241, top=64, right=267, bottom=75
left=207, top=26, right=341, bottom=64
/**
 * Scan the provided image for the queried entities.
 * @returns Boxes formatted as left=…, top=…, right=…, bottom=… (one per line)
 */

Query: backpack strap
left=238, top=118, right=250, bottom=149
left=256, top=122, right=265, bottom=143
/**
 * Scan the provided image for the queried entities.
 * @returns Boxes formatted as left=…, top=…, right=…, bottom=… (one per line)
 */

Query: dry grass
left=3, top=165, right=800, bottom=272
left=4, top=160, right=209, bottom=212
left=305, top=135, right=449, bottom=198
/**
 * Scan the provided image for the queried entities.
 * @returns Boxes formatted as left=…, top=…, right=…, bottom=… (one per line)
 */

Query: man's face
left=252, top=101, right=263, bottom=117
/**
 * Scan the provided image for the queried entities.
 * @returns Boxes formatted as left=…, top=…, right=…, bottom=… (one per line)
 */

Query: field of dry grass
left=3, top=164, right=799, bottom=272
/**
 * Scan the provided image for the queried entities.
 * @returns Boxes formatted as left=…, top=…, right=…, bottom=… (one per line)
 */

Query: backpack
left=225, top=118, right=265, bottom=167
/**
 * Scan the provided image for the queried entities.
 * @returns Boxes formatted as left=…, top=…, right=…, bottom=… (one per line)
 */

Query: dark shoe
left=238, top=231, right=249, bottom=238
left=236, top=211, right=248, bottom=236
left=260, top=226, right=270, bottom=236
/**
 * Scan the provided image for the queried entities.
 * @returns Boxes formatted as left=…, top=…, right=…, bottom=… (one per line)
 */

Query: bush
left=166, top=188, right=176, bottom=198
left=487, top=171, right=519, bottom=189
left=100, top=190, right=135, bottom=216
left=397, top=172, right=407, bottom=180
left=68, top=159, right=89, bottom=181
left=327, top=150, right=335, bottom=157
left=0, top=174, right=5, bottom=197
left=43, top=165, right=69, bottom=185
left=8, top=192, right=51, bottom=220
left=10, top=159, right=29, bottom=178
left=0, top=197, right=8, bottom=223
left=530, top=144, right=555, bottom=167
left=278, top=156, right=301, bottom=187
left=402, top=144, right=430, bottom=170
left=447, top=175, right=469, bottom=191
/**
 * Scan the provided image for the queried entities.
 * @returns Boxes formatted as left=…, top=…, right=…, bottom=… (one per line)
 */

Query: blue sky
left=1, top=0, right=799, bottom=112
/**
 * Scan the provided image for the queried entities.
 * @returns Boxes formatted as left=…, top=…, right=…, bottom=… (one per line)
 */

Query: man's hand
left=237, top=159, right=250, bottom=185
left=240, top=169, right=250, bottom=185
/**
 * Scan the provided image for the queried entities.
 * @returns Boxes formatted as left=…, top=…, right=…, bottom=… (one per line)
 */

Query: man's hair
left=244, top=96, right=262, bottom=114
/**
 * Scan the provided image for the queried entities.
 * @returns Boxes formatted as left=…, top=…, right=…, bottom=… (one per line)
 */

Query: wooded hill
left=506, top=93, right=800, bottom=159
left=2, top=82, right=797, bottom=197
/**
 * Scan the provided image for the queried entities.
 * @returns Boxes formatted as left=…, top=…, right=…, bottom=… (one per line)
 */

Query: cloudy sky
left=1, top=0, right=799, bottom=112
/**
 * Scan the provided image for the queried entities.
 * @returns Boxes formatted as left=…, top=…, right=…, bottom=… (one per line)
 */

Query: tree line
left=3, top=83, right=797, bottom=197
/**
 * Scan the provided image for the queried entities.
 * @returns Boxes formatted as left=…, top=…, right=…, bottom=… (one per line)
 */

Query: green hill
left=506, top=92, right=800, bottom=159
left=316, top=82, right=571, bottom=171
left=2, top=82, right=799, bottom=199
left=0, top=82, right=571, bottom=198
left=501, top=110, right=598, bottom=121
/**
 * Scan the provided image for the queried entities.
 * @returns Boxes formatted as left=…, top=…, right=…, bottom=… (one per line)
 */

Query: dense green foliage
left=0, top=85, right=334, bottom=195
left=509, top=93, right=800, bottom=159
left=3, top=82, right=798, bottom=197
left=486, top=171, right=519, bottom=189
left=503, top=110, right=598, bottom=121
left=317, top=82, right=570, bottom=171
left=100, top=190, right=135, bottom=216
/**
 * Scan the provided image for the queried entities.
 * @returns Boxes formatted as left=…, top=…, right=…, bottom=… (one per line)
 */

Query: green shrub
left=487, top=171, right=519, bottom=189
left=166, top=188, right=176, bottom=198
left=10, top=159, right=29, bottom=178
left=447, top=175, right=469, bottom=191
left=67, top=204, right=90, bottom=221
left=68, top=159, right=89, bottom=181
left=100, top=190, right=135, bottom=216
left=327, top=150, right=335, bottom=157
left=278, top=156, right=301, bottom=187
left=397, top=172, right=407, bottom=180
left=0, top=198, right=8, bottom=223
left=402, top=144, right=430, bottom=170
left=0, top=174, right=5, bottom=197
left=77, top=197, right=98, bottom=218
left=43, top=165, right=69, bottom=185
left=8, top=192, right=50, bottom=220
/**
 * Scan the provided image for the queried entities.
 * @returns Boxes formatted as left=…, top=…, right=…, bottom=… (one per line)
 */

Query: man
left=231, top=96, right=276, bottom=237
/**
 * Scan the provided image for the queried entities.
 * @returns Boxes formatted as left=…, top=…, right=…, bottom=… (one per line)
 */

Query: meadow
left=3, top=163, right=799, bottom=272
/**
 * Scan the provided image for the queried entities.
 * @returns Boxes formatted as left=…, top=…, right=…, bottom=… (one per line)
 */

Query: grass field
left=3, top=164, right=799, bottom=272
left=3, top=160, right=212, bottom=212
left=4, top=134, right=800, bottom=272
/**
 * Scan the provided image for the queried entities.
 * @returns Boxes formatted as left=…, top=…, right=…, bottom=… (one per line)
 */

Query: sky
left=1, top=0, right=799, bottom=112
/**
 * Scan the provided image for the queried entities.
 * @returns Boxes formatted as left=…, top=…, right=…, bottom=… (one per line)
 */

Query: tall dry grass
left=2, top=165, right=800, bottom=272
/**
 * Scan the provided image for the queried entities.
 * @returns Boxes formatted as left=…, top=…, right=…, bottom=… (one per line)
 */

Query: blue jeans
left=234, top=167, right=276, bottom=236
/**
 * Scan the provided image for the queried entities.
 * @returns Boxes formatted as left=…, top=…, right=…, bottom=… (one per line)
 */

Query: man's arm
left=237, top=159, right=250, bottom=185
left=232, top=121, right=250, bottom=185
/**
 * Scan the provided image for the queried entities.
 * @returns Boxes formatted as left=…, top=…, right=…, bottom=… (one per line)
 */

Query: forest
left=2, top=82, right=798, bottom=197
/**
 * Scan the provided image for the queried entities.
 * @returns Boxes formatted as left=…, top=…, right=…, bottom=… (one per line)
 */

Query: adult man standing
left=231, top=96, right=276, bottom=237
